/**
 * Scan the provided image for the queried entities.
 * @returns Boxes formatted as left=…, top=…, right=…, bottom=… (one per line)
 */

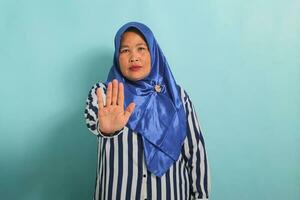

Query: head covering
left=107, top=22, right=187, bottom=177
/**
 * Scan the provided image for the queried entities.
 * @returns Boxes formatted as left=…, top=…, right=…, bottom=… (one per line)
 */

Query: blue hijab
left=107, top=22, right=187, bottom=177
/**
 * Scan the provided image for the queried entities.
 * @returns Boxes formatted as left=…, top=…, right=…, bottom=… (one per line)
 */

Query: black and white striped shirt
left=85, top=82, right=211, bottom=200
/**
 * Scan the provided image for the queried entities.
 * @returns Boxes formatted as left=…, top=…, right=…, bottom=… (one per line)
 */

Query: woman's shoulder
left=176, top=84, right=192, bottom=105
left=176, top=84, right=190, bottom=97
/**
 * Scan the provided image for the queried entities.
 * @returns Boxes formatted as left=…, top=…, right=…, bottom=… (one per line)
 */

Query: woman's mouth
left=129, top=65, right=142, bottom=71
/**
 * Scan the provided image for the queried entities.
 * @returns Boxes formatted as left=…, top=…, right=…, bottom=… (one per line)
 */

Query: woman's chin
left=124, top=73, right=149, bottom=82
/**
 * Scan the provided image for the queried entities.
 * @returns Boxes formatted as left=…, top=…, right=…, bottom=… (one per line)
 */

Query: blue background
left=0, top=0, right=299, bottom=199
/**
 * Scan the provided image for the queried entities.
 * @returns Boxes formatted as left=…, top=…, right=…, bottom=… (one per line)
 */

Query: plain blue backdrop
left=0, top=0, right=299, bottom=199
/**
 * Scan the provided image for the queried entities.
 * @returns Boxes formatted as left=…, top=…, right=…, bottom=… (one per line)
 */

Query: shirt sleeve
left=181, top=88, right=211, bottom=200
left=84, top=82, right=123, bottom=138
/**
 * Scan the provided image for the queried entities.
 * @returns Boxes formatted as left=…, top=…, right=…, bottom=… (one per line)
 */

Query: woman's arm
left=182, top=89, right=211, bottom=200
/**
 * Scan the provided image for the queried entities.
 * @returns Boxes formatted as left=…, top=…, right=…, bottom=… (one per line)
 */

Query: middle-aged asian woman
left=85, top=22, right=211, bottom=200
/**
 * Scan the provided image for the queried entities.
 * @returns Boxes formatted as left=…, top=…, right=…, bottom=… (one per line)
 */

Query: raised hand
left=97, top=79, right=135, bottom=135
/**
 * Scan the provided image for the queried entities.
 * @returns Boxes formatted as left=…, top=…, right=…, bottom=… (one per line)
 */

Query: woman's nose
left=130, top=52, right=139, bottom=62
left=130, top=57, right=139, bottom=62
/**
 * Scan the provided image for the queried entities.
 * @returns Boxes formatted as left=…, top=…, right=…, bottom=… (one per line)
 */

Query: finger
left=124, top=102, right=135, bottom=121
left=97, top=88, right=104, bottom=109
left=117, top=82, right=124, bottom=108
left=106, top=82, right=112, bottom=106
left=112, top=79, right=118, bottom=105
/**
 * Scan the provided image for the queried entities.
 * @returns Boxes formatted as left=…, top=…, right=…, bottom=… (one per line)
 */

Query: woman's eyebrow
left=120, top=45, right=129, bottom=49
left=136, top=43, right=147, bottom=46
left=120, top=43, right=147, bottom=49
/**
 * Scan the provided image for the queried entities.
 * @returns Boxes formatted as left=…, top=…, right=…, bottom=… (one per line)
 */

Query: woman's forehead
left=120, top=31, right=148, bottom=46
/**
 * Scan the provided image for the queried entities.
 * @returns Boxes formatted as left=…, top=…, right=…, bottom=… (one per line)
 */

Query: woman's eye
left=138, top=47, right=146, bottom=51
left=120, top=49, right=129, bottom=53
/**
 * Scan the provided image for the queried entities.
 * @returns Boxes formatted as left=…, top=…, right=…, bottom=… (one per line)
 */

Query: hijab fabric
left=107, top=22, right=187, bottom=177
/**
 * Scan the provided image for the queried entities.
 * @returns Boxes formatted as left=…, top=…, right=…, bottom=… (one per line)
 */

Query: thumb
left=124, top=102, right=135, bottom=120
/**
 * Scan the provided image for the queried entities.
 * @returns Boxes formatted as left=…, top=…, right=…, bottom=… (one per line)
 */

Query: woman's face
left=118, top=31, right=151, bottom=81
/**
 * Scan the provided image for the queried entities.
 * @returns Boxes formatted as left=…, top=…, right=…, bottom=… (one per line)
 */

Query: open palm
left=97, top=79, right=135, bottom=135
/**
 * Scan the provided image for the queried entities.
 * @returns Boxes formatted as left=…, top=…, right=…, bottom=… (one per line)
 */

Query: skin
left=96, top=31, right=151, bottom=134
left=118, top=31, right=151, bottom=81
left=96, top=80, right=135, bottom=134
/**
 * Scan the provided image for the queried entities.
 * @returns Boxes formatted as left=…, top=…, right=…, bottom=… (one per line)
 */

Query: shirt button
left=143, top=174, right=147, bottom=178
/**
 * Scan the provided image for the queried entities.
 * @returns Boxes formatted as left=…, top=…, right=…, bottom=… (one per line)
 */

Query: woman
left=85, top=22, right=211, bottom=200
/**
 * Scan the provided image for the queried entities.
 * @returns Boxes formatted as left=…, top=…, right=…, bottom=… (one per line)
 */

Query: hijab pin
left=154, top=84, right=162, bottom=93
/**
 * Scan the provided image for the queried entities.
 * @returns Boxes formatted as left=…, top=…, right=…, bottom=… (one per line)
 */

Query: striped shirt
left=84, top=82, right=211, bottom=200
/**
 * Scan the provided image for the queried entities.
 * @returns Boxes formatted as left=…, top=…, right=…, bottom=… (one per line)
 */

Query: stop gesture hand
left=97, top=79, right=135, bottom=135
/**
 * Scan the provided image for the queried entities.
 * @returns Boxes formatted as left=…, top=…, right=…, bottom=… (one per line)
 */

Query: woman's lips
left=129, top=65, right=142, bottom=71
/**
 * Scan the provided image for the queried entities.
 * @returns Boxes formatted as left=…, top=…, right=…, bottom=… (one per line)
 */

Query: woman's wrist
left=97, top=121, right=123, bottom=136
